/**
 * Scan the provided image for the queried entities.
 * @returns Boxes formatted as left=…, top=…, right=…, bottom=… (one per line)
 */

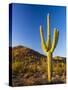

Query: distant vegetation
left=10, top=46, right=66, bottom=86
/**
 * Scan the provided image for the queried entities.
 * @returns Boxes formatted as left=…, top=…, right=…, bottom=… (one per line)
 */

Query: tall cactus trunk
left=47, top=51, right=52, bottom=82
left=40, top=14, right=59, bottom=82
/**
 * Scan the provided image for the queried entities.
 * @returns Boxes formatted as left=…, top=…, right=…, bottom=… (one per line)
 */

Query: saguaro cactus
left=40, top=14, right=59, bottom=82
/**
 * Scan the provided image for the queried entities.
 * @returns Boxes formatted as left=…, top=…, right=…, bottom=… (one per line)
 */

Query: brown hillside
left=9, top=45, right=66, bottom=86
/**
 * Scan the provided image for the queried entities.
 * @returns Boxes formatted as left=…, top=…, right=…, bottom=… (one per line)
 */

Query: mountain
left=11, top=45, right=46, bottom=62
left=10, top=45, right=66, bottom=62
left=9, top=45, right=66, bottom=86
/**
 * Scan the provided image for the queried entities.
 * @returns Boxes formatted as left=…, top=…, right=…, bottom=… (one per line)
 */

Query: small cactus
left=40, top=14, right=59, bottom=82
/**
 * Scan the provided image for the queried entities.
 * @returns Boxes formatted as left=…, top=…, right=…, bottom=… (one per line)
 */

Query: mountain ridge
left=10, top=45, right=66, bottom=62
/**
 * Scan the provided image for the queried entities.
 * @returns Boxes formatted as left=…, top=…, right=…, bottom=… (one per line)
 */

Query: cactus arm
left=50, top=28, right=59, bottom=53
left=46, top=14, right=51, bottom=50
left=40, top=25, right=48, bottom=52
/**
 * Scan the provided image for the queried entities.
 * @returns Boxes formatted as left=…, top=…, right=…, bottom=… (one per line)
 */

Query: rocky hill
left=9, top=45, right=66, bottom=86
left=12, top=45, right=47, bottom=62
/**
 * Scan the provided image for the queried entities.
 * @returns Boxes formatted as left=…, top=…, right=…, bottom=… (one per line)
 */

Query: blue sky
left=10, top=3, right=66, bottom=57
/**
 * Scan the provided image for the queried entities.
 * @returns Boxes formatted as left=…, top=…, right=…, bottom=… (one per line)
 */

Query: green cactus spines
left=40, top=14, right=59, bottom=82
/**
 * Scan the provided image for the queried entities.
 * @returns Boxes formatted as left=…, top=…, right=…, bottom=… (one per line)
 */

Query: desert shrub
left=12, top=50, right=19, bottom=57
left=40, top=58, right=47, bottom=72
left=53, top=63, right=63, bottom=76
left=28, top=63, right=37, bottom=73
left=54, top=56, right=62, bottom=60
left=12, top=61, right=23, bottom=74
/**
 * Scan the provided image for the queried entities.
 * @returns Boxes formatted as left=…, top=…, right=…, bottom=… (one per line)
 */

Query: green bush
left=12, top=61, right=23, bottom=74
